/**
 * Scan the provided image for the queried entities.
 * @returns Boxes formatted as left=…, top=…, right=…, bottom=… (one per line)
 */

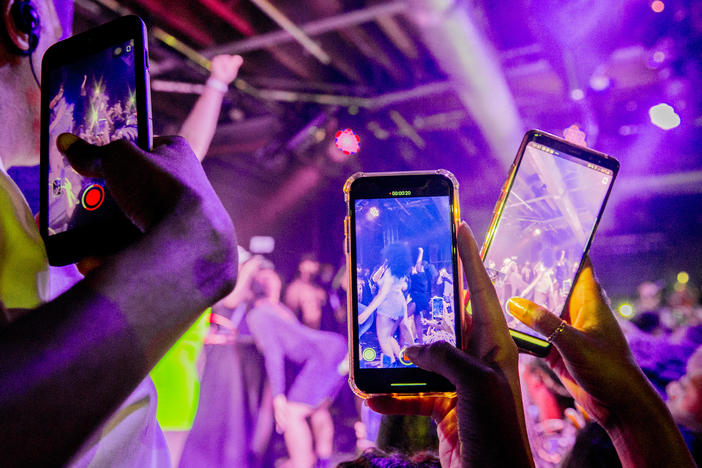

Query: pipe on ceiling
left=409, top=0, right=524, bottom=166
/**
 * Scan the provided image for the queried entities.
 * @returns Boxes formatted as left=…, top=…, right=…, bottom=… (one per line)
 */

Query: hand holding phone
left=367, top=222, right=532, bottom=468
left=344, top=170, right=463, bottom=396
left=481, top=130, right=619, bottom=355
left=41, top=15, right=152, bottom=265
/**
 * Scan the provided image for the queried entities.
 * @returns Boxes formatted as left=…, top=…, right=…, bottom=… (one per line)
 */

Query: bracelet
left=547, top=320, right=567, bottom=343
left=206, top=78, right=229, bottom=93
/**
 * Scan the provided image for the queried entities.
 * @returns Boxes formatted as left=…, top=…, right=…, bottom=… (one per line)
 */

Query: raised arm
left=178, top=55, right=243, bottom=161
left=0, top=135, right=237, bottom=465
left=414, top=247, right=424, bottom=272
left=218, top=255, right=264, bottom=309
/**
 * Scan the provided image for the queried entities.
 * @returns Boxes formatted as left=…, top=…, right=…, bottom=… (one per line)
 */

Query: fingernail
left=57, top=133, right=78, bottom=153
left=507, top=297, right=529, bottom=317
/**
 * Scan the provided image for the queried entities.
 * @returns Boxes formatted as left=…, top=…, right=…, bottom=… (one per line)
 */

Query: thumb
left=57, top=133, right=104, bottom=178
left=507, top=297, right=577, bottom=348
left=405, top=341, right=489, bottom=386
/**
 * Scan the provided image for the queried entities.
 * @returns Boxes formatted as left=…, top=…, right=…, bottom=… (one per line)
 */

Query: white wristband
left=206, top=78, right=229, bottom=93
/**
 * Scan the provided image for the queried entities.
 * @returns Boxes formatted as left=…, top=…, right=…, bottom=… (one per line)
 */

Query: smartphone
left=344, top=170, right=462, bottom=397
left=482, top=130, right=619, bottom=356
left=40, top=15, right=152, bottom=266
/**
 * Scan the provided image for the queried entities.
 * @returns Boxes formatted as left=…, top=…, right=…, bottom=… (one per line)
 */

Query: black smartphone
left=344, top=170, right=462, bottom=396
left=40, top=15, right=152, bottom=266
left=481, top=130, right=619, bottom=356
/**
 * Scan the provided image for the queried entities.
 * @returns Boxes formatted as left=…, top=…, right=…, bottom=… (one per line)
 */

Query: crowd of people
left=0, top=1, right=700, bottom=467
left=356, top=245, right=457, bottom=369
left=487, top=250, right=579, bottom=313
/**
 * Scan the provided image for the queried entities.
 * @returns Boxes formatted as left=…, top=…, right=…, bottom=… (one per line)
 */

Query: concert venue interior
left=8, top=0, right=702, bottom=466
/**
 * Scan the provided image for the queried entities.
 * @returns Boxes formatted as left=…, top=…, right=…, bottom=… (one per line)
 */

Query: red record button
left=81, top=184, right=105, bottom=211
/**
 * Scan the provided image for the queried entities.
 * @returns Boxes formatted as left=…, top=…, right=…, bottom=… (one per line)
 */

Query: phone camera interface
left=47, top=38, right=138, bottom=236
left=484, top=142, right=613, bottom=340
left=355, top=195, right=456, bottom=370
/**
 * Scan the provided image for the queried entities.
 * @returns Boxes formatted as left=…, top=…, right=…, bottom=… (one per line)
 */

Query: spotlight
left=533, top=228, right=542, bottom=236
left=570, top=88, right=585, bottom=101
left=589, top=74, right=610, bottom=91
left=651, top=1, right=664, bottom=13
left=367, top=207, right=380, bottom=220
left=334, top=128, right=360, bottom=155
left=649, top=103, right=681, bottom=130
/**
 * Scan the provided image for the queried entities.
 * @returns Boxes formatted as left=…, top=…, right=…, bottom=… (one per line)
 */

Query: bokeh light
left=677, top=271, right=689, bottom=284
left=649, top=103, right=681, bottom=130
left=651, top=1, right=665, bottom=13
left=334, top=128, right=360, bottom=155
left=570, top=88, right=585, bottom=101
left=367, top=207, right=380, bottom=220
left=618, top=303, right=634, bottom=318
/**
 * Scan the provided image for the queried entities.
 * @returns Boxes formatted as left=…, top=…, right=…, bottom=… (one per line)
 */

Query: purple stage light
left=590, top=74, right=611, bottom=91
left=570, top=88, right=585, bottom=101
left=366, top=207, right=380, bottom=220
left=649, top=103, right=680, bottom=130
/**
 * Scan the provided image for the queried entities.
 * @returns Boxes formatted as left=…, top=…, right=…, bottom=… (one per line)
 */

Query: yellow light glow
left=677, top=271, right=689, bottom=284
left=618, top=303, right=634, bottom=318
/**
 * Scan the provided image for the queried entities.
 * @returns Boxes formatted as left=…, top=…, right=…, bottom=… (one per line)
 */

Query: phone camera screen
left=47, top=38, right=137, bottom=235
left=484, top=141, right=614, bottom=340
left=354, top=195, right=456, bottom=369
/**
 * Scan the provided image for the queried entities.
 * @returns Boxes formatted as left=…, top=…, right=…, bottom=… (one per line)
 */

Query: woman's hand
left=368, top=222, right=532, bottom=468
left=507, top=257, right=695, bottom=468
left=507, top=258, right=638, bottom=424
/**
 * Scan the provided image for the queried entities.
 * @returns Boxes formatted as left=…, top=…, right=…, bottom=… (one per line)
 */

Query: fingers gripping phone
left=482, top=130, right=619, bottom=356
left=344, top=170, right=463, bottom=396
left=40, top=15, right=152, bottom=265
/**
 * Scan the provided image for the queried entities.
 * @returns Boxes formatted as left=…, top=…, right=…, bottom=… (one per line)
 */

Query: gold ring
left=548, top=320, right=567, bottom=343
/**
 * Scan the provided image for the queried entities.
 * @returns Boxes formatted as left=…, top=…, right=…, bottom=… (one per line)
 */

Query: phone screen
left=352, top=190, right=458, bottom=370
left=484, top=138, right=615, bottom=342
left=47, top=39, right=137, bottom=235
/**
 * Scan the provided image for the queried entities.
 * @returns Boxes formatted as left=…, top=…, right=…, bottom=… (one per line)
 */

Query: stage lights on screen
left=651, top=1, right=664, bottom=13
left=649, top=103, right=681, bottom=130
left=366, top=207, right=380, bottom=220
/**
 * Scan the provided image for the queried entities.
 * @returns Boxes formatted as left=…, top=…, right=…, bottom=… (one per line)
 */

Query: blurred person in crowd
left=285, top=254, right=327, bottom=329
left=180, top=253, right=274, bottom=467
left=0, top=1, right=237, bottom=465
left=247, top=263, right=346, bottom=468
left=359, top=243, right=413, bottom=366
left=148, top=53, right=243, bottom=465
left=667, top=345, right=702, bottom=463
